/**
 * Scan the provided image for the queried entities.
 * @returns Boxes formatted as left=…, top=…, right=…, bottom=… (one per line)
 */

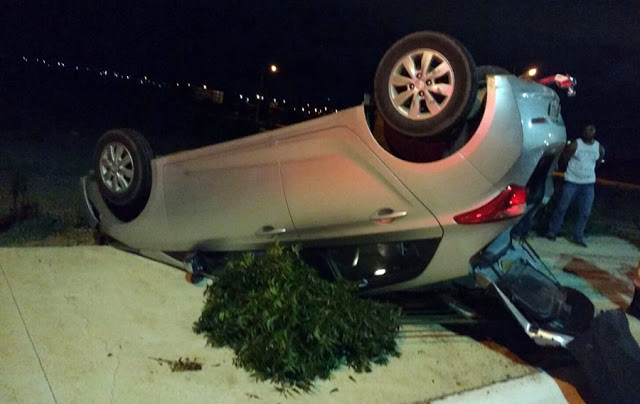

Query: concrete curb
left=432, top=372, right=568, bottom=404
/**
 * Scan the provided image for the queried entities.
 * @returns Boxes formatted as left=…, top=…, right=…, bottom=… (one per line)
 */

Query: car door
left=276, top=126, right=442, bottom=245
left=161, top=134, right=297, bottom=251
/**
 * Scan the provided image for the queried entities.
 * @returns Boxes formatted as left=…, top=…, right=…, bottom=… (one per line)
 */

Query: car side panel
left=276, top=127, right=443, bottom=245
left=458, top=75, right=524, bottom=184
left=161, top=134, right=297, bottom=251
left=86, top=160, right=171, bottom=250
left=346, top=97, right=516, bottom=290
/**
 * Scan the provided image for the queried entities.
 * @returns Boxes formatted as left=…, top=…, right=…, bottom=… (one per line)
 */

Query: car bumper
left=80, top=175, right=99, bottom=229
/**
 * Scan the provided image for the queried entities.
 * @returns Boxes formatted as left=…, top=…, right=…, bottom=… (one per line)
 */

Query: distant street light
left=519, top=67, right=538, bottom=79
left=255, top=64, right=278, bottom=122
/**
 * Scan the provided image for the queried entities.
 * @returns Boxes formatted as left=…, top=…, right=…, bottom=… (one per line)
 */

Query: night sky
left=2, top=0, right=640, bottom=161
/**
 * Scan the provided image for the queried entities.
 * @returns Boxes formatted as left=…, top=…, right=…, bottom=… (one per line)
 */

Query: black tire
left=93, top=128, right=153, bottom=222
left=476, top=65, right=510, bottom=85
left=557, top=286, right=594, bottom=334
left=467, top=65, right=511, bottom=120
left=374, top=31, right=478, bottom=138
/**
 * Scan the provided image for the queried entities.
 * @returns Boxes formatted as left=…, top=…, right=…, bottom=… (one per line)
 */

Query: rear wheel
left=374, top=31, right=478, bottom=138
left=94, top=129, right=153, bottom=222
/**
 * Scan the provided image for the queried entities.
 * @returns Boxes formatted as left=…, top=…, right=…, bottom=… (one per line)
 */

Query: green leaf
left=193, top=242, right=401, bottom=392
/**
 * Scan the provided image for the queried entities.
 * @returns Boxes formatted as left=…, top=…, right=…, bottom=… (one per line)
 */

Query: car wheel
left=94, top=128, right=153, bottom=222
left=374, top=31, right=478, bottom=138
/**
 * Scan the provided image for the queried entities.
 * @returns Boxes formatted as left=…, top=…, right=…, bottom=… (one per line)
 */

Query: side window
left=304, top=239, right=440, bottom=290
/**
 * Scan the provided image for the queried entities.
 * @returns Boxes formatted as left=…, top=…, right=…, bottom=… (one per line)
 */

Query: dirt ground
left=0, top=126, right=95, bottom=246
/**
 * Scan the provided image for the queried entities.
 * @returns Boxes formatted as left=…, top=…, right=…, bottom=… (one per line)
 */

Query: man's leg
left=548, top=181, right=577, bottom=236
left=511, top=203, right=541, bottom=239
left=573, top=183, right=595, bottom=243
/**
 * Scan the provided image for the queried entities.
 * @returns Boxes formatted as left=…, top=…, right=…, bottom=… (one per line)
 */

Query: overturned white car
left=82, top=31, right=589, bottom=346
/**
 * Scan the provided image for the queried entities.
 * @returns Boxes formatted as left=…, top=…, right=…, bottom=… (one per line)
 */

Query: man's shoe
left=572, top=238, right=588, bottom=248
left=545, top=233, right=557, bottom=241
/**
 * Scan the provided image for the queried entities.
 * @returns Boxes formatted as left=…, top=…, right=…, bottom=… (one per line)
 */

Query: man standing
left=545, top=125, right=605, bottom=247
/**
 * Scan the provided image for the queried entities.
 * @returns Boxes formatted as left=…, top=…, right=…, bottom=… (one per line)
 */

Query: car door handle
left=369, top=208, right=408, bottom=223
left=256, top=225, right=287, bottom=237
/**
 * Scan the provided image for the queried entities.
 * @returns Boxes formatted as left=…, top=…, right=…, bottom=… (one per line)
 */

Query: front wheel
left=93, top=128, right=154, bottom=222
left=374, top=31, right=478, bottom=138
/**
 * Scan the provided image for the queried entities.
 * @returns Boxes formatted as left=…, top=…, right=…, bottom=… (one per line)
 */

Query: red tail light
left=454, top=185, right=527, bottom=224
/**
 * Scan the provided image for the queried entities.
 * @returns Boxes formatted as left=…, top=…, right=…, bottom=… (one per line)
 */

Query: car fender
left=458, top=75, right=523, bottom=185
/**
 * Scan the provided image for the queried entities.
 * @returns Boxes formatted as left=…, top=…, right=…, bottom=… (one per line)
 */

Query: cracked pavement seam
left=1, top=262, right=59, bottom=403
left=111, top=357, right=121, bottom=404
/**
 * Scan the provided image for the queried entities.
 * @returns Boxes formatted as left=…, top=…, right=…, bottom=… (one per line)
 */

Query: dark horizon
left=2, top=0, right=639, bottom=164
left=1, top=57, right=638, bottom=187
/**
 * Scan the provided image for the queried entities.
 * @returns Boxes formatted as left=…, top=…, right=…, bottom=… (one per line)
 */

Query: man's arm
left=558, top=141, right=578, bottom=169
left=596, top=144, right=605, bottom=169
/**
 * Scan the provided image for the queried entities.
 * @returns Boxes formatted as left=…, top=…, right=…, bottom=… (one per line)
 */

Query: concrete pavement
left=1, top=236, right=639, bottom=403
